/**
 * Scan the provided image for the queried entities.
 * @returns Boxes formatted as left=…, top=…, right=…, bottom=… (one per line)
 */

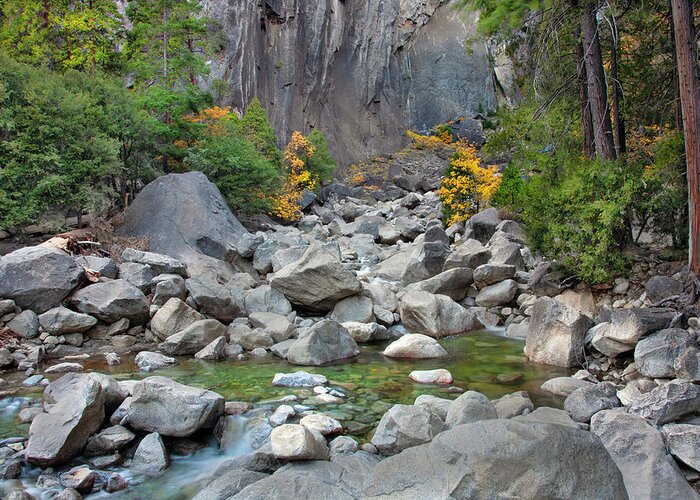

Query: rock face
left=591, top=410, right=696, bottom=500
left=115, top=172, right=249, bottom=273
left=270, top=245, right=362, bottom=312
left=525, top=297, right=593, bottom=367
left=26, top=376, right=105, bottom=467
left=370, top=404, right=444, bottom=455
left=399, top=290, right=482, bottom=337
left=363, top=420, right=628, bottom=499
left=202, top=0, right=509, bottom=166
left=125, top=377, right=224, bottom=437
left=0, top=246, right=84, bottom=313
left=286, top=320, right=359, bottom=366
left=382, top=334, right=448, bottom=359
left=69, top=280, right=149, bottom=324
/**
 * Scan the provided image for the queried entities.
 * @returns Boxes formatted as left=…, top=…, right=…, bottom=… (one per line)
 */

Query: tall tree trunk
left=575, top=40, right=595, bottom=157
left=671, top=0, right=700, bottom=278
left=670, top=3, right=684, bottom=131
left=610, top=35, right=626, bottom=156
left=581, top=3, right=617, bottom=161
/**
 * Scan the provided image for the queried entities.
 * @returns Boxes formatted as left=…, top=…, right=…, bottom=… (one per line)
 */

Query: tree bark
left=575, top=40, right=595, bottom=157
left=671, top=0, right=700, bottom=278
left=581, top=3, right=617, bottom=161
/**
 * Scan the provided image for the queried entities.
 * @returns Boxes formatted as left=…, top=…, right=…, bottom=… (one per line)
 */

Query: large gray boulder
left=591, top=410, right=696, bottom=500
left=26, top=376, right=105, bottom=467
left=150, top=298, right=205, bottom=341
left=244, top=285, right=292, bottom=316
left=473, top=264, right=515, bottom=289
left=633, top=328, right=697, bottom=378
left=628, top=381, right=700, bottom=424
left=160, top=319, right=228, bottom=356
left=406, top=268, right=474, bottom=302
left=382, top=334, right=447, bottom=359
left=564, top=382, right=621, bottom=423
left=131, top=432, right=169, bottom=475
left=121, top=248, right=187, bottom=277
left=270, top=424, right=329, bottom=461
left=399, top=290, right=483, bottom=338
left=84, top=425, right=135, bottom=457
left=330, top=296, right=374, bottom=323
left=186, top=277, right=245, bottom=323
left=115, top=172, right=250, bottom=274
left=540, top=376, right=594, bottom=397
left=38, top=307, right=96, bottom=335
left=270, top=245, right=362, bottom=312
left=7, top=310, right=39, bottom=339
left=125, top=376, right=224, bottom=436
left=474, top=279, right=518, bottom=307
left=363, top=420, right=628, bottom=499
left=286, top=320, right=359, bottom=366
left=69, top=280, right=149, bottom=324
left=590, top=308, right=676, bottom=356
left=443, top=238, right=492, bottom=271
left=662, top=423, right=700, bottom=472
left=444, top=391, right=498, bottom=427
left=645, top=276, right=684, bottom=304
left=135, top=351, right=176, bottom=372
left=466, top=208, right=501, bottom=243
left=0, top=246, right=84, bottom=313
left=44, top=372, right=126, bottom=413
left=370, top=404, right=444, bottom=455
left=525, top=297, right=593, bottom=367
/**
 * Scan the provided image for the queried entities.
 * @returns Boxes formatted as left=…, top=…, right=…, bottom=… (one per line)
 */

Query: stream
left=0, top=330, right=570, bottom=499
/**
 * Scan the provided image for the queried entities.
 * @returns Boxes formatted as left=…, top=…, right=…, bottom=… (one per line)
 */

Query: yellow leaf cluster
left=406, top=130, right=453, bottom=150
left=183, top=106, right=232, bottom=136
left=272, top=131, right=317, bottom=222
left=439, top=141, right=501, bottom=226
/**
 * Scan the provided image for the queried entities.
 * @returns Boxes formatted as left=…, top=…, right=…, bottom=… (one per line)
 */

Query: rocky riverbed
left=0, top=171, right=698, bottom=499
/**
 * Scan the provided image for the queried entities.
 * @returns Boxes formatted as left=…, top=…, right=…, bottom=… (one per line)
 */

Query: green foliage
left=0, top=54, right=157, bottom=229
left=185, top=120, right=282, bottom=212
left=124, top=0, right=208, bottom=90
left=491, top=163, right=524, bottom=209
left=240, top=97, right=283, bottom=166
left=458, top=0, right=549, bottom=34
left=306, top=129, right=337, bottom=185
left=0, top=0, right=123, bottom=71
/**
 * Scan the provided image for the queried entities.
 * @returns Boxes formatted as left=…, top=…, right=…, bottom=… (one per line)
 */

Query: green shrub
left=306, top=129, right=336, bottom=185
left=240, top=97, right=283, bottom=167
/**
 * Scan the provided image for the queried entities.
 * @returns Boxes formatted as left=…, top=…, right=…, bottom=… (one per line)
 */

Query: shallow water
left=0, top=330, right=571, bottom=499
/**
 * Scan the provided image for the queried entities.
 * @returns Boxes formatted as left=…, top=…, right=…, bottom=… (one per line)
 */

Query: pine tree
left=306, top=129, right=337, bottom=185
left=240, top=97, right=283, bottom=167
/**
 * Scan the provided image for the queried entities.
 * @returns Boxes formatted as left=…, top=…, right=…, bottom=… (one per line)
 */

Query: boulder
left=465, top=208, right=501, bottom=243
left=69, top=280, right=149, bottom=324
left=399, top=290, right=482, bottom=338
left=341, top=322, right=390, bottom=343
left=135, top=351, right=176, bottom=372
left=7, top=310, right=39, bottom=339
left=270, top=424, right=329, bottom=461
left=45, top=363, right=84, bottom=374
left=59, top=466, right=96, bottom=493
left=161, top=319, right=228, bottom=356
left=443, top=238, right=491, bottom=270
left=414, top=395, right=452, bottom=420
left=363, top=420, right=628, bottom=499
left=150, top=298, right=205, bottom=341
left=44, top=372, right=126, bottom=413
left=131, top=432, right=169, bottom=474
left=195, top=336, right=228, bottom=361
left=330, top=296, right=374, bottom=323
left=193, top=468, right=269, bottom=500
left=0, top=246, right=84, bottom=313
left=512, top=407, right=579, bottom=428
left=286, top=320, right=359, bottom=366
left=489, top=242, right=525, bottom=270
left=270, top=245, right=362, bottom=312
left=525, top=297, right=593, bottom=367
left=186, top=277, right=245, bottom=323
left=406, top=268, right=474, bottom=301
left=84, top=425, right=135, bottom=456
left=38, top=307, right=96, bottom=335
left=272, top=371, right=327, bottom=387
left=408, top=369, right=453, bottom=384
left=244, top=285, right=292, bottom=316
left=299, top=414, right=343, bottom=436
left=645, top=275, right=684, bottom=303
left=115, top=172, right=250, bottom=273
left=382, top=334, right=448, bottom=359
left=590, top=308, right=676, bottom=356
left=492, top=391, right=534, bottom=419
left=151, top=274, right=187, bottom=306
left=564, top=382, right=621, bottom=423
left=628, top=381, right=700, bottom=424
left=26, top=376, right=105, bottom=467
left=633, top=328, right=697, bottom=378
left=125, top=376, right=224, bottom=436
left=121, top=248, right=187, bottom=277
left=370, top=404, right=444, bottom=455
left=662, top=423, right=700, bottom=472
left=591, top=410, right=696, bottom=500
left=540, top=377, right=594, bottom=397
left=445, top=391, right=498, bottom=427
left=76, top=255, right=118, bottom=278
left=674, top=347, right=700, bottom=381
left=118, top=262, right=156, bottom=293
left=475, top=279, right=518, bottom=307
left=249, top=312, right=295, bottom=343
left=472, top=264, right=515, bottom=289
left=553, top=289, right=598, bottom=318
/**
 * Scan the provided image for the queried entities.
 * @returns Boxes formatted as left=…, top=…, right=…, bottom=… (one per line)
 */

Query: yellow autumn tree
left=439, top=141, right=501, bottom=226
left=272, top=131, right=316, bottom=222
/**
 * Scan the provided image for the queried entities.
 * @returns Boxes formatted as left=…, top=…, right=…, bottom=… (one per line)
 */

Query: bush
left=306, top=129, right=336, bottom=185
left=240, top=97, right=283, bottom=167
left=272, top=132, right=317, bottom=222
left=439, top=141, right=501, bottom=226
